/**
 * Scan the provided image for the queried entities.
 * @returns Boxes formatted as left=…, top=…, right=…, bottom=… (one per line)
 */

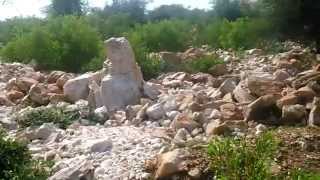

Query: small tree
left=104, top=0, right=148, bottom=23
left=47, top=0, right=85, bottom=16
left=211, top=0, right=242, bottom=20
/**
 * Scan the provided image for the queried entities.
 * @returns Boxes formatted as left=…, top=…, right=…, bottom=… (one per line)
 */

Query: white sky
left=0, top=0, right=211, bottom=20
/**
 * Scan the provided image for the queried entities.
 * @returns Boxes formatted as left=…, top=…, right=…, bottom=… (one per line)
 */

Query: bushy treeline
left=0, top=0, right=319, bottom=77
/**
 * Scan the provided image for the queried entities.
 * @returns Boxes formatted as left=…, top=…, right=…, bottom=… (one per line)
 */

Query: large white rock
left=101, top=37, right=144, bottom=110
left=63, top=73, right=94, bottom=102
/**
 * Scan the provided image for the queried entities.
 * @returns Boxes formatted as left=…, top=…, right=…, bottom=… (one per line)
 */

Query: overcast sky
left=0, top=0, right=211, bottom=20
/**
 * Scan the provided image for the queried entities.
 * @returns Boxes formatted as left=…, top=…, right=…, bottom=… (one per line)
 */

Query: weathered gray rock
left=143, top=82, right=160, bottom=100
left=210, top=78, right=237, bottom=99
left=87, top=138, right=113, bottom=153
left=146, top=103, right=165, bottom=120
left=101, top=37, right=144, bottom=110
left=35, top=123, right=58, bottom=140
left=49, top=158, right=94, bottom=180
left=0, top=117, right=17, bottom=130
left=87, top=81, right=103, bottom=109
left=93, top=106, right=108, bottom=123
left=63, top=73, right=94, bottom=103
left=173, top=128, right=189, bottom=146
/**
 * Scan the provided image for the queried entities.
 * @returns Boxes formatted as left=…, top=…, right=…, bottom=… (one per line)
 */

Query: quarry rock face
left=101, top=37, right=144, bottom=110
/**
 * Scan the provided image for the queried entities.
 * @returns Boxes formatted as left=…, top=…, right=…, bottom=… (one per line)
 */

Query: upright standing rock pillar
left=101, top=37, right=144, bottom=110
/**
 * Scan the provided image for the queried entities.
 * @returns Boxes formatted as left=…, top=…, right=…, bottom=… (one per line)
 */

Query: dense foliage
left=0, top=130, right=50, bottom=180
left=1, top=16, right=103, bottom=72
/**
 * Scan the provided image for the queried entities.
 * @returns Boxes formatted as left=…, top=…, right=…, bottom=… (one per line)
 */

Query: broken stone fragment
left=245, top=95, right=282, bottom=125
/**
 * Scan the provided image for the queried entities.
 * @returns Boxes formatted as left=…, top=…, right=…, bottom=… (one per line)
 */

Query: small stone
left=205, top=120, right=229, bottom=136
left=167, top=111, right=180, bottom=120
left=188, top=168, right=201, bottom=179
left=170, top=113, right=200, bottom=132
left=146, top=103, right=165, bottom=120
left=155, top=149, right=189, bottom=179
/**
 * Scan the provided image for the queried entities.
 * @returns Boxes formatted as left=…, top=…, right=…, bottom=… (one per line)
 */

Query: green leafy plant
left=274, top=169, right=320, bottom=180
left=0, top=130, right=50, bottom=180
left=15, top=106, right=80, bottom=129
left=134, top=46, right=167, bottom=80
left=207, top=132, right=278, bottom=180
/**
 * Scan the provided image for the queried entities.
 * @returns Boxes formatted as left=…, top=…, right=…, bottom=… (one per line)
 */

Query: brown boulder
left=28, top=83, right=49, bottom=105
left=245, top=95, right=282, bottom=125
left=209, top=63, right=228, bottom=76
left=6, top=90, right=25, bottom=102
left=16, top=77, right=39, bottom=92
left=247, top=76, right=285, bottom=97
left=47, top=71, right=66, bottom=84
left=205, top=120, right=230, bottom=136
left=220, top=103, right=243, bottom=121
left=292, top=71, right=320, bottom=89
left=56, top=73, right=74, bottom=89
left=190, top=73, right=213, bottom=84
left=48, top=84, right=62, bottom=94
left=0, top=95, right=14, bottom=106
left=277, top=86, right=316, bottom=107
left=155, top=149, right=189, bottom=179
left=170, top=113, right=200, bottom=132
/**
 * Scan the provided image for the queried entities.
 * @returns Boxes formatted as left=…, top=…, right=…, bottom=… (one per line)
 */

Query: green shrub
left=0, top=130, right=50, bottom=180
left=15, top=107, right=80, bottom=129
left=198, top=18, right=227, bottom=48
left=221, top=18, right=273, bottom=49
left=207, top=132, right=278, bottom=180
left=128, top=20, right=192, bottom=52
left=0, top=35, right=33, bottom=64
left=201, top=18, right=274, bottom=50
left=1, top=16, right=104, bottom=73
left=184, top=55, right=224, bottom=73
left=0, top=17, right=42, bottom=45
left=275, top=169, right=320, bottom=180
left=86, top=12, right=133, bottom=39
left=134, top=46, right=166, bottom=80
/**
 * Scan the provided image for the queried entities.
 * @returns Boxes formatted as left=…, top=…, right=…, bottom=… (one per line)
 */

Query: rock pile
left=0, top=39, right=320, bottom=179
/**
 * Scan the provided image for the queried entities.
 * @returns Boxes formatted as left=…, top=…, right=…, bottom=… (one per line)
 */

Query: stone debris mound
left=0, top=39, right=320, bottom=179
